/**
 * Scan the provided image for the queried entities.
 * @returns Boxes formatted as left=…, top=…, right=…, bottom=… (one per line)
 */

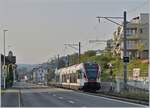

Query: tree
left=84, top=50, right=96, bottom=57
left=47, top=68, right=55, bottom=81
left=69, top=53, right=78, bottom=65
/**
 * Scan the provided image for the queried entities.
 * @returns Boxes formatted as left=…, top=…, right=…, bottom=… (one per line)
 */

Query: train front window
left=84, top=63, right=98, bottom=80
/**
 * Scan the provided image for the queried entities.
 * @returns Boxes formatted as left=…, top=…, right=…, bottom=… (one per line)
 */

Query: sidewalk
left=1, top=90, right=19, bottom=107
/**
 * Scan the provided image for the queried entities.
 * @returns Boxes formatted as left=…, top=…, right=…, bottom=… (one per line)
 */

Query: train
left=55, top=62, right=101, bottom=91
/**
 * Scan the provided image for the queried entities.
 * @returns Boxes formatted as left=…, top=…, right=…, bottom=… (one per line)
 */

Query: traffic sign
left=123, top=57, right=129, bottom=63
left=133, top=68, right=140, bottom=80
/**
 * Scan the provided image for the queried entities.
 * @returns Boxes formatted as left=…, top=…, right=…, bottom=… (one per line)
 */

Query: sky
left=0, top=0, right=149, bottom=64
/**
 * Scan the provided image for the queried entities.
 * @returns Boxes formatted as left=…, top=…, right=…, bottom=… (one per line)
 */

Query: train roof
left=55, top=62, right=100, bottom=75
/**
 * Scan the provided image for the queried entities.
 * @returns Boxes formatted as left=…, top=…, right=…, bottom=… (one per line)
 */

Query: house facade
left=113, top=13, right=149, bottom=59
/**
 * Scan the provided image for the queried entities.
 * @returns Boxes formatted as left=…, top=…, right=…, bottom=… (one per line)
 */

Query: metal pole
left=67, top=55, right=69, bottom=66
left=123, top=11, right=127, bottom=90
left=3, top=30, right=8, bottom=89
left=57, top=54, right=59, bottom=69
left=3, top=30, right=6, bottom=89
left=78, top=42, right=81, bottom=64
left=13, top=65, right=16, bottom=83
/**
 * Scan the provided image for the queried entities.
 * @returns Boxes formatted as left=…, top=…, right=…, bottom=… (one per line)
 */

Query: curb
left=83, top=91, right=149, bottom=106
left=48, top=85, right=149, bottom=106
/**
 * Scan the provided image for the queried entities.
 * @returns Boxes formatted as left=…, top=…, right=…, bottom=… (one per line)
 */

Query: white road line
left=75, top=91, right=146, bottom=107
left=18, top=90, right=21, bottom=107
left=68, top=100, right=75, bottom=104
left=58, top=97, right=63, bottom=99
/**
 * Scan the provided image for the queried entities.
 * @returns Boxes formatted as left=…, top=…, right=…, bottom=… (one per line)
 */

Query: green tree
left=84, top=50, right=96, bottom=57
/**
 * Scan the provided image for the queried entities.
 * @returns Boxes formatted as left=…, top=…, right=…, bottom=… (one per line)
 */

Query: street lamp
left=3, top=29, right=8, bottom=89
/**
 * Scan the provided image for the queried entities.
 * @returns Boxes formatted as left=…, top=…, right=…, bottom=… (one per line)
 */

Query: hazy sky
left=0, top=0, right=149, bottom=64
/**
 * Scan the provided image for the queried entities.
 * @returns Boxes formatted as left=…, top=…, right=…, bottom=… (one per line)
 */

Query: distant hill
left=17, top=64, right=37, bottom=74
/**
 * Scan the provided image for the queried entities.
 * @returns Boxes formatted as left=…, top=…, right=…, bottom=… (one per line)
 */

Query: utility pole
left=67, top=55, right=70, bottom=66
left=64, top=42, right=81, bottom=64
left=3, top=29, right=8, bottom=89
left=96, top=11, right=128, bottom=90
left=57, top=54, right=59, bottom=69
left=78, top=42, right=81, bottom=63
left=123, top=11, right=127, bottom=90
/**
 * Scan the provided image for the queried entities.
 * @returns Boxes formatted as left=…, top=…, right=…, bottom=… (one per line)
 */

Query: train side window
left=70, top=73, right=73, bottom=83
left=74, top=73, right=77, bottom=83
left=77, top=70, right=81, bottom=79
left=56, top=75, right=59, bottom=82
left=63, top=75, right=64, bottom=82
left=70, top=74, right=72, bottom=83
left=62, top=75, right=63, bottom=82
left=63, top=75, right=65, bottom=82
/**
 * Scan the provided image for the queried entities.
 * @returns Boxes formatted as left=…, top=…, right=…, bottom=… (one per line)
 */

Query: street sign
left=133, top=68, right=140, bottom=80
left=123, top=57, right=129, bottom=63
left=2, top=65, right=7, bottom=76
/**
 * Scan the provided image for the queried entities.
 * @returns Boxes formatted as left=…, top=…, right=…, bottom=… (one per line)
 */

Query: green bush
left=101, top=71, right=110, bottom=81
left=69, top=51, right=148, bottom=81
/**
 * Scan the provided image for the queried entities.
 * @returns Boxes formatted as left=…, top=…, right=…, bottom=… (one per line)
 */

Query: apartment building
left=113, top=13, right=149, bottom=59
left=105, top=39, right=114, bottom=52
left=32, top=67, right=48, bottom=85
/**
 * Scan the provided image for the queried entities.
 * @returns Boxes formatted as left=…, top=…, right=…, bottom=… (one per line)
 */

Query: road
left=1, top=81, right=146, bottom=107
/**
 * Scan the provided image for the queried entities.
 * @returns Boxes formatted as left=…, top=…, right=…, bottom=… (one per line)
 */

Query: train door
left=59, top=73, right=63, bottom=87
left=77, top=70, right=84, bottom=87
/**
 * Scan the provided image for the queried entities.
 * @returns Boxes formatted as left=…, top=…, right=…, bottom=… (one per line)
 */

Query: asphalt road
left=1, top=82, right=147, bottom=107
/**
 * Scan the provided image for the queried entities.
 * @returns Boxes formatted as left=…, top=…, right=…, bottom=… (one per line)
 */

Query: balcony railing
left=126, top=35, right=140, bottom=40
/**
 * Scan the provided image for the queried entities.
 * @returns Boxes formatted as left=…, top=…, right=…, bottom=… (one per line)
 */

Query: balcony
left=126, top=34, right=140, bottom=40
left=120, top=43, right=139, bottom=51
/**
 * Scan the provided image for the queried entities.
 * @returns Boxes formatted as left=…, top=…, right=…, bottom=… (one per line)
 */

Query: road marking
left=75, top=91, right=146, bottom=107
left=18, top=90, right=21, bottom=107
left=58, top=97, right=63, bottom=99
left=68, top=100, right=75, bottom=104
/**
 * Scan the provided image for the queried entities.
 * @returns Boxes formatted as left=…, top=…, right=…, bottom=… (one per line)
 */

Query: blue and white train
left=55, top=62, right=101, bottom=91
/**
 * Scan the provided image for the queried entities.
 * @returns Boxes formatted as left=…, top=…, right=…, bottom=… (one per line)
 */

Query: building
left=32, top=66, right=48, bottom=85
left=113, top=13, right=149, bottom=59
left=95, top=49, right=105, bottom=56
left=105, top=39, right=114, bottom=52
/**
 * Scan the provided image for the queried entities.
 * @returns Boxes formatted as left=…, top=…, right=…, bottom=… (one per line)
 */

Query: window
left=62, top=74, right=67, bottom=83
left=70, top=73, right=73, bottom=83
left=77, top=70, right=81, bottom=79
left=84, top=63, right=98, bottom=80
left=69, top=73, right=77, bottom=83
left=127, top=40, right=138, bottom=49
left=126, top=28, right=137, bottom=36
left=74, top=73, right=77, bottom=83
left=56, top=75, right=59, bottom=82
left=140, top=29, right=143, bottom=34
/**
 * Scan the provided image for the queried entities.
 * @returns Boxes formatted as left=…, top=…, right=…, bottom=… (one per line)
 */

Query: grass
left=99, top=90, right=149, bottom=102
left=1, top=89, right=6, bottom=94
